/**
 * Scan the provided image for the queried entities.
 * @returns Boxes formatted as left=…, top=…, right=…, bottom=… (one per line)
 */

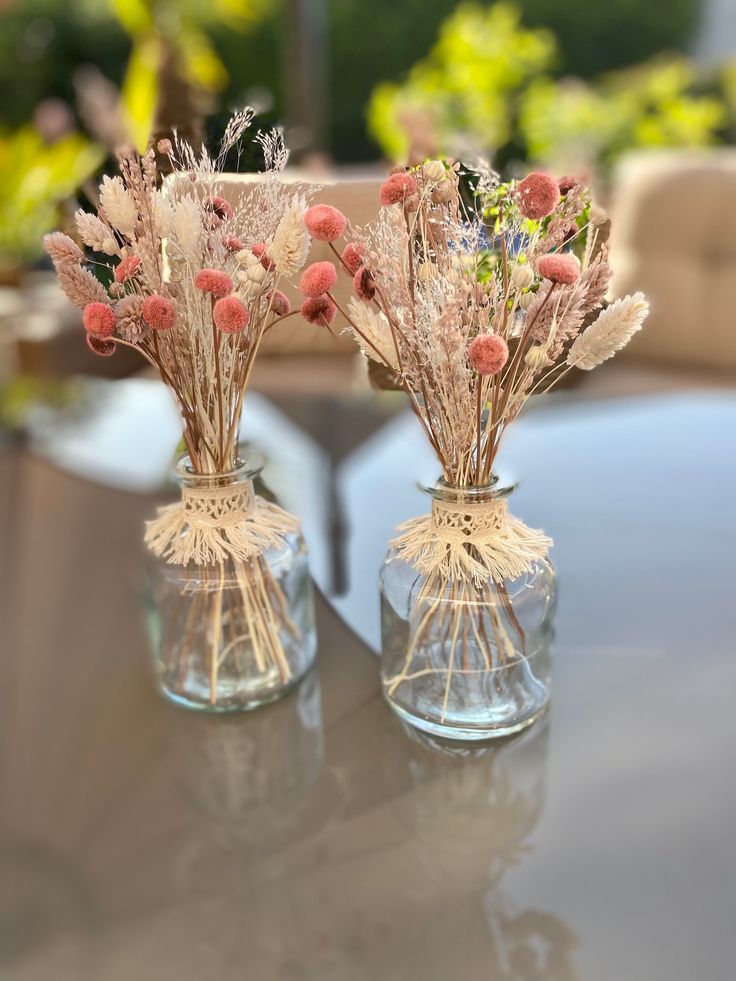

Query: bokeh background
left=1, top=0, right=736, bottom=416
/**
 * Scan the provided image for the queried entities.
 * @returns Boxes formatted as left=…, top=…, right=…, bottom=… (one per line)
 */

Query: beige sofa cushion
left=610, top=150, right=736, bottom=372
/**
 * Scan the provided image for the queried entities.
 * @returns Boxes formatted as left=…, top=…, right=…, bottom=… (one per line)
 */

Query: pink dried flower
left=537, top=253, right=581, bottom=285
left=379, top=172, right=419, bottom=207
left=252, top=242, right=275, bottom=271
left=301, top=294, right=337, bottom=327
left=268, top=289, right=291, bottom=316
left=304, top=204, right=348, bottom=242
left=82, top=302, right=116, bottom=338
left=516, top=172, right=560, bottom=220
left=299, top=260, right=337, bottom=298
left=43, top=231, right=83, bottom=266
left=204, top=196, right=233, bottom=223
left=116, top=293, right=145, bottom=342
left=222, top=234, right=243, bottom=253
left=157, top=138, right=173, bottom=155
left=213, top=296, right=250, bottom=334
left=342, top=242, right=365, bottom=275
left=557, top=175, right=579, bottom=195
left=353, top=266, right=375, bottom=301
left=194, top=268, right=233, bottom=296
left=114, top=255, right=141, bottom=283
left=142, top=294, right=176, bottom=331
left=468, top=333, right=509, bottom=376
left=86, top=334, right=115, bottom=357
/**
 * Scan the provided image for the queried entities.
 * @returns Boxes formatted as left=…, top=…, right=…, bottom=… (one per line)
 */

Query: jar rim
left=423, top=474, right=516, bottom=502
left=175, top=450, right=265, bottom=485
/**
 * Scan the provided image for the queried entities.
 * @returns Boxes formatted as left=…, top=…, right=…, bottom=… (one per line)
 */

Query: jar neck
left=426, top=474, right=515, bottom=505
left=175, top=455, right=262, bottom=490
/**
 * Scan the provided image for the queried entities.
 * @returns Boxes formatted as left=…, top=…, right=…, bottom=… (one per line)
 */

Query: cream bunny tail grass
left=391, top=497, right=552, bottom=587
left=144, top=482, right=298, bottom=567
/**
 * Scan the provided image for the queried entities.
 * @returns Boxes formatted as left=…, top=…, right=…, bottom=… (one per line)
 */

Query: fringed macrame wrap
left=145, top=480, right=299, bottom=567
left=391, top=496, right=552, bottom=587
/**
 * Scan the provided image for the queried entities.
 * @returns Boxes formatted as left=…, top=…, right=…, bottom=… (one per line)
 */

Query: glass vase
left=380, top=478, right=555, bottom=740
left=145, top=459, right=317, bottom=712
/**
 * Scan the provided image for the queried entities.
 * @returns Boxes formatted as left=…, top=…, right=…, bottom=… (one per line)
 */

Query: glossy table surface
left=1, top=381, right=735, bottom=981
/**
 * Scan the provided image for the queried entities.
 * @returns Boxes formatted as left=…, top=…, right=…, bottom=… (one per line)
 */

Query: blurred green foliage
left=520, top=58, right=727, bottom=173
left=367, top=2, right=729, bottom=176
left=369, top=4, right=555, bottom=161
left=0, top=127, right=102, bottom=267
left=0, top=0, right=715, bottom=182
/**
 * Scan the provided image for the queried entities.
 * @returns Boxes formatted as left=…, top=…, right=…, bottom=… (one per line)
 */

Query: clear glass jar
left=146, top=459, right=317, bottom=712
left=380, top=479, right=555, bottom=741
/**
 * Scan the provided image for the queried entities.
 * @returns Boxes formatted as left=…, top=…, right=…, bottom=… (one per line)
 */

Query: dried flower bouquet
left=44, top=110, right=320, bottom=709
left=298, top=162, right=649, bottom=734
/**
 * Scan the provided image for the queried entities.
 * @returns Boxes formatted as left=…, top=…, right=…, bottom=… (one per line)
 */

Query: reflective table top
left=1, top=382, right=735, bottom=980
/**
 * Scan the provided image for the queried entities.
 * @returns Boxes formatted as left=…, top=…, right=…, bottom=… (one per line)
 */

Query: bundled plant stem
left=44, top=110, right=320, bottom=704
left=299, top=162, right=649, bottom=711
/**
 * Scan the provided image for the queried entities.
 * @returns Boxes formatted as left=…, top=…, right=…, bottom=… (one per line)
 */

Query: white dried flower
left=511, top=263, right=534, bottom=289
left=270, top=198, right=310, bottom=278
left=74, top=211, right=117, bottom=255
left=567, top=293, right=649, bottom=370
left=99, top=176, right=137, bottom=237
left=422, top=159, right=446, bottom=182
left=173, top=196, right=202, bottom=256
left=235, top=248, right=254, bottom=266
left=246, top=263, right=266, bottom=284
left=518, top=291, right=536, bottom=311
left=525, top=345, right=549, bottom=370
left=152, top=192, right=175, bottom=239
left=347, top=297, right=399, bottom=371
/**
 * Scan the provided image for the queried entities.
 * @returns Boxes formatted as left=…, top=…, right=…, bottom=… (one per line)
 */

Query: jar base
left=157, top=659, right=314, bottom=714
left=384, top=694, right=549, bottom=742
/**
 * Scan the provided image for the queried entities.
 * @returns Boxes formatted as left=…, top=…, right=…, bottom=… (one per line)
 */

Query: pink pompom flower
left=194, top=268, right=233, bottom=296
left=222, top=234, right=243, bottom=253
left=537, top=253, right=581, bottom=285
left=353, top=266, right=375, bottom=301
left=82, top=302, right=116, bottom=338
left=342, top=242, right=365, bottom=275
left=268, top=289, right=291, bottom=317
left=379, top=172, right=419, bottom=207
left=142, top=294, right=176, bottom=331
left=252, top=242, right=275, bottom=271
left=204, top=196, right=233, bottom=224
left=86, top=334, right=115, bottom=357
left=516, top=172, right=560, bottom=221
left=301, top=294, right=337, bottom=327
left=114, top=255, right=141, bottom=284
left=304, top=204, right=348, bottom=242
left=213, top=296, right=250, bottom=334
left=299, top=260, right=337, bottom=298
left=468, top=333, right=509, bottom=376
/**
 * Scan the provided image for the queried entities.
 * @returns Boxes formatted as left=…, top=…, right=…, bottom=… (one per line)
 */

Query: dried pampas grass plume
left=74, top=211, right=117, bottom=254
left=346, top=297, right=399, bottom=371
left=56, top=263, right=109, bottom=307
left=43, top=232, right=83, bottom=266
left=567, top=293, right=649, bottom=370
left=99, top=175, right=137, bottom=238
left=270, top=198, right=311, bottom=278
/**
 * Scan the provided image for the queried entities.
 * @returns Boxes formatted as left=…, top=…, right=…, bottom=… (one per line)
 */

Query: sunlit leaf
left=121, top=36, right=160, bottom=153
